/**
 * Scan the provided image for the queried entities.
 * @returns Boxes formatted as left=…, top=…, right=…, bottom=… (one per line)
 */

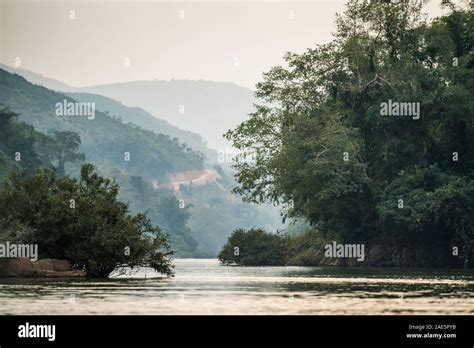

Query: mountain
left=0, top=68, right=203, bottom=182
left=0, top=63, right=75, bottom=93
left=0, top=64, right=257, bottom=152
left=0, top=68, right=206, bottom=254
left=66, top=92, right=217, bottom=161
left=0, top=64, right=217, bottom=162
left=77, top=79, right=256, bottom=150
left=0, top=68, right=284, bottom=256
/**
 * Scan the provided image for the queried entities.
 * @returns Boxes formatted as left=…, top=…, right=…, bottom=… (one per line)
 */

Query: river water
left=0, top=259, right=473, bottom=315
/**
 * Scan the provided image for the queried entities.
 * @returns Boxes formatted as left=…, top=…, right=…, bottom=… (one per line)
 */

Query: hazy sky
left=0, top=0, right=448, bottom=89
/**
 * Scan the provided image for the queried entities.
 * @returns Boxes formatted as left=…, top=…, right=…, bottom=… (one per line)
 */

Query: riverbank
left=0, top=258, right=86, bottom=278
left=0, top=259, right=473, bottom=315
left=218, top=228, right=467, bottom=268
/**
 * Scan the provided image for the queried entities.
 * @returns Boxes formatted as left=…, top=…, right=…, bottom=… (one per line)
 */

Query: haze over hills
left=0, top=68, right=204, bottom=181
left=66, top=92, right=217, bottom=161
left=0, top=68, right=205, bottom=254
left=0, top=67, right=284, bottom=256
left=0, top=63, right=256, bottom=152
left=76, top=80, right=256, bottom=151
left=0, top=63, right=75, bottom=93
left=0, top=64, right=216, bottom=161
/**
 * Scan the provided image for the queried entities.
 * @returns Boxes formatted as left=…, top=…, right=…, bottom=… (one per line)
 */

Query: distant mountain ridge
left=0, top=63, right=256, bottom=152
left=0, top=68, right=203, bottom=181
left=77, top=79, right=255, bottom=150
left=66, top=92, right=217, bottom=161
left=0, top=67, right=284, bottom=256
left=0, top=64, right=75, bottom=93
left=0, top=64, right=217, bottom=161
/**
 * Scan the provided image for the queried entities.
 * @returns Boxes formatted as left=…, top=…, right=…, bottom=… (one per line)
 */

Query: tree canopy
left=225, top=1, right=473, bottom=267
left=0, top=161, right=174, bottom=277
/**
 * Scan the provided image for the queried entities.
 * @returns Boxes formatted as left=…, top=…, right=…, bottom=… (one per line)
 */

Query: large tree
left=45, top=131, right=86, bottom=177
left=0, top=106, right=47, bottom=177
left=225, top=1, right=473, bottom=266
left=0, top=163, right=174, bottom=277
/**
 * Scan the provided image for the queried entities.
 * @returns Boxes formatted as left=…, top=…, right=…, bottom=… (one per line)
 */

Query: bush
left=218, top=228, right=288, bottom=266
left=286, top=229, right=326, bottom=266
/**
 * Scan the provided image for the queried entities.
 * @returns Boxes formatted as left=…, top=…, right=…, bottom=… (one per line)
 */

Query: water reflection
left=0, top=259, right=473, bottom=314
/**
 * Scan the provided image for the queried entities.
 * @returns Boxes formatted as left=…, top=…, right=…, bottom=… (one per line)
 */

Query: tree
left=377, top=166, right=474, bottom=267
left=218, top=228, right=288, bottom=266
left=47, top=131, right=85, bottom=177
left=150, top=191, right=198, bottom=255
left=225, top=1, right=473, bottom=266
left=0, top=163, right=174, bottom=277
left=0, top=106, right=47, bottom=177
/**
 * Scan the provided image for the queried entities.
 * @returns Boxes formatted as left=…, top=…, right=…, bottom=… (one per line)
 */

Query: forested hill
left=66, top=92, right=216, bottom=161
left=0, top=68, right=204, bottom=181
left=76, top=79, right=255, bottom=150
left=0, top=108, right=50, bottom=181
left=0, top=68, right=283, bottom=257
left=0, top=63, right=254, bottom=153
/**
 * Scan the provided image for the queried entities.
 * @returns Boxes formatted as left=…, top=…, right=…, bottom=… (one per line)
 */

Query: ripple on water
left=0, top=259, right=473, bottom=314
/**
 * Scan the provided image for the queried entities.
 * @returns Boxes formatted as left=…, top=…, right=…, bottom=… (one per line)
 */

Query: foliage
left=0, top=106, right=85, bottom=181
left=114, top=167, right=283, bottom=257
left=179, top=170, right=283, bottom=255
left=218, top=228, right=288, bottom=266
left=377, top=166, right=474, bottom=267
left=39, top=131, right=86, bottom=177
left=225, top=1, right=474, bottom=266
left=0, top=163, right=174, bottom=277
left=67, top=92, right=215, bottom=161
left=0, top=106, right=49, bottom=178
left=0, top=70, right=204, bottom=181
left=0, top=71, right=282, bottom=258
left=218, top=228, right=333, bottom=267
left=285, top=229, right=327, bottom=266
left=115, top=173, right=199, bottom=257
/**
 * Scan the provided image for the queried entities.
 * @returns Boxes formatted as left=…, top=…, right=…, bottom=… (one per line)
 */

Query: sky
left=0, top=0, right=449, bottom=90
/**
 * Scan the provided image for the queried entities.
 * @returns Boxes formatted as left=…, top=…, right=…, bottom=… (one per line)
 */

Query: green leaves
left=218, top=228, right=288, bottom=266
left=0, top=163, right=174, bottom=277
left=224, top=1, right=474, bottom=266
left=377, top=166, right=473, bottom=266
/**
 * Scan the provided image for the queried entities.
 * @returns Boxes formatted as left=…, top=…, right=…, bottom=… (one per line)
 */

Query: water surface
left=1, top=259, right=473, bottom=315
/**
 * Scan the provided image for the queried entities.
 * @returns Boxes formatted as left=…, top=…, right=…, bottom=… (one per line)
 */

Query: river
left=0, top=259, right=473, bottom=315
